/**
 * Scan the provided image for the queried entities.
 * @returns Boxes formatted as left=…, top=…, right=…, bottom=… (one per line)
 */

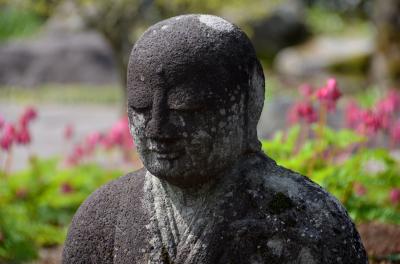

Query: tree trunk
left=372, top=0, right=400, bottom=86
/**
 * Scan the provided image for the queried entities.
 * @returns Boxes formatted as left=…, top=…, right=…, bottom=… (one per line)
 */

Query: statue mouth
left=147, top=142, right=183, bottom=160
left=153, top=151, right=182, bottom=160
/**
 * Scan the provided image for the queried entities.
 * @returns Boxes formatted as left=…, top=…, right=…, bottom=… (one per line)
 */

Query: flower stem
left=4, top=149, right=13, bottom=177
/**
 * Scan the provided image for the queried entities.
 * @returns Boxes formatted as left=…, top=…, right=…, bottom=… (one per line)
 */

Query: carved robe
left=63, top=153, right=367, bottom=264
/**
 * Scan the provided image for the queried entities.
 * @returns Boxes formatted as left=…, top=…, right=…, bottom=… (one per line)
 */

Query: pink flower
left=376, top=90, right=400, bottom=115
left=102, top=117, right=133, bottom=150
left=288, top=101, right=318, bottom=124
left=15, top=126, right=31, bottom=145
left=0, top=123, right=15, bottom=151
left=60, top=182, right=74, bottom=194
left=66, top=145, right=85, bottom=165
left=389, top=188, right=400, bottom=205
left=375, top=90, right=400, bottom=130
left=345, top=101, right=363, bottom=129
left=19, top=106, right=37, bottom=128
left=24, top=106, right=37, bottom=120
left=298, top=84, right=313, bottom=98
left=64, top=124, right=74, bottom=140
left=65, top=116, right=134, bottom=165
left=391, top=120, right=400, bottom=144
left=358, top=110, right=382, bottom=135
left=353, top=182, right=367, bottom=196
left=84, top=132, right=102, bottom=154
left=316, top=78, right=342, bottom=111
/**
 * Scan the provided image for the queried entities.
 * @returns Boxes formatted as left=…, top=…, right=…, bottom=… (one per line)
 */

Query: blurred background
left=0, top=0, right=400, bottom=263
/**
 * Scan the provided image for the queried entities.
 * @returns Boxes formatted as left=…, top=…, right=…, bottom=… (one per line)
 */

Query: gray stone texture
left=0, top=32, right=118, bottom=86
left=63, top=14, right=368, bottom=264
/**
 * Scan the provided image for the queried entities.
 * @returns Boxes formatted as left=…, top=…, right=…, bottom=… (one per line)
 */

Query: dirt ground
left=358, top=222, right=400, bottom=264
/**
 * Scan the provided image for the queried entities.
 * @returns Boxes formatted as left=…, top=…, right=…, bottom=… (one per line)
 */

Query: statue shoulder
left=234, top=156, right=367, bottom=263
left=62, top=168, right=147, bottom=264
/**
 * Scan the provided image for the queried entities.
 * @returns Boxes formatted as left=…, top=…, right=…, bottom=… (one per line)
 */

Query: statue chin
left=145, top=164, right=215, bottom=188
left=141, top=156, right=231, bottom=188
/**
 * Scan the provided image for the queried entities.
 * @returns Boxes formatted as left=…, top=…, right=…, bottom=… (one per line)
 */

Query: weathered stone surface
left=63, top=14, right=368, bottom=264
left=274, top=36, right=373, bottom=77
left=0, top=32, right=117, bottom=86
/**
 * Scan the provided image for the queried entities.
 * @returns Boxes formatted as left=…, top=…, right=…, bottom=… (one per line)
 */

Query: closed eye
left=168, top=102, right=207, bottom=112
left=130, top=105, right=151, bottom=114
left=168, top=107, right=206, bottom=115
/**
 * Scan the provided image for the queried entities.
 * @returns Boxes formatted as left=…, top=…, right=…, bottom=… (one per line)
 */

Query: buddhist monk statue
left=63, top=14, right=368, bottom=264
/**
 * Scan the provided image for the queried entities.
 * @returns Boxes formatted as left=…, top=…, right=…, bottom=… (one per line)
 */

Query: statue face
left=128, top=63, right=246, bottom=187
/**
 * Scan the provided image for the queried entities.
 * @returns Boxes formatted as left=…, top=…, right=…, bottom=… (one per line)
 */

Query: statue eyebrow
left=166, top=90, right=206, bottom=110
left=167, top=100, right=206, bottom=110
left=128, top=96, right=153, bottom=109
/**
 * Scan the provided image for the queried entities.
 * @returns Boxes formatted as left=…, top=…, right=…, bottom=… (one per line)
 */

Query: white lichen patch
left=198, top=15, right=234, bottom=32
left=161, top=25, right=169, bottom=30
left=267, top=239, right=283, bottom=256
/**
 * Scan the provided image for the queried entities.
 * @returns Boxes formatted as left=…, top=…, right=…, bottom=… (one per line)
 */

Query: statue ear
left=245, top=61, right=265, bottom=153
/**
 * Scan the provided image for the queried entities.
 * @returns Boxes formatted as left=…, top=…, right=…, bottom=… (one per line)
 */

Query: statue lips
left=147, top=141, right=183, bottom=160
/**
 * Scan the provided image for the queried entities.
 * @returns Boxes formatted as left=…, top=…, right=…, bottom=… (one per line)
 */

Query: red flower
left=19, top=106, right=37, bottom=128
left=288, top=101, right=318, bottom=124
left=66, top=145, right=85, bottom=165
left=358, top=110, right=382, bottom=135
left=0, top=123, right=15, bottom=151
left=15, top=126, right=31, bottom=145
left=391, top=120, right=400, bottom=144
left=84, top=132, right=102, bottom=154
left=298, top=84, right=313, bottom=98
left=345, top=101, right=363, bottom=129
left=376, top=90, right=400, bottom=115
left=374, top=90, right=400, bottom=130
left=353, top=182, right=367, bottom=197
left=65, top=116, right=134, bottom=165
left=102, top=116, right=133, bottom=150
left=316, top=78, right=342, bottom=111
left=389, top=188, right=400, bottom=205
left=60, top=182, right=74, bottom=194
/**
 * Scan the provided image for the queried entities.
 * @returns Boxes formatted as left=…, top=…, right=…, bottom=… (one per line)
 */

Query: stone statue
left=63, top=14, right=368, bottom=264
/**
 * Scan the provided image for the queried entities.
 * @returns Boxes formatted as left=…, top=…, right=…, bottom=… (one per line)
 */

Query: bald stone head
left=127, top=14, right=265, bottom=187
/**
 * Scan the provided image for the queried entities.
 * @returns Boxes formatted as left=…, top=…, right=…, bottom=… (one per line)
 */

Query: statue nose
left=145, top=114, right=178, bottom=140
left=145, top=86, right=179, bottom=140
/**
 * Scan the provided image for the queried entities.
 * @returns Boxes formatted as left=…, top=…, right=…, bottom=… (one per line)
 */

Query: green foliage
left=0, top=0, right=61, bottom=41
left=0, top=6, right=44, bottom=41
left=262, top=124, right=400, bottom=224
left=154, top=0, right=268, bottom=15
left=305, top=7, right=372, bottom=36
left=0, top=157, right=122, bottom=263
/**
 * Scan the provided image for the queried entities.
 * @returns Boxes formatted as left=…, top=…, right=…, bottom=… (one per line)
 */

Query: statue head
left=127, top=14, right=265, bottom=187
